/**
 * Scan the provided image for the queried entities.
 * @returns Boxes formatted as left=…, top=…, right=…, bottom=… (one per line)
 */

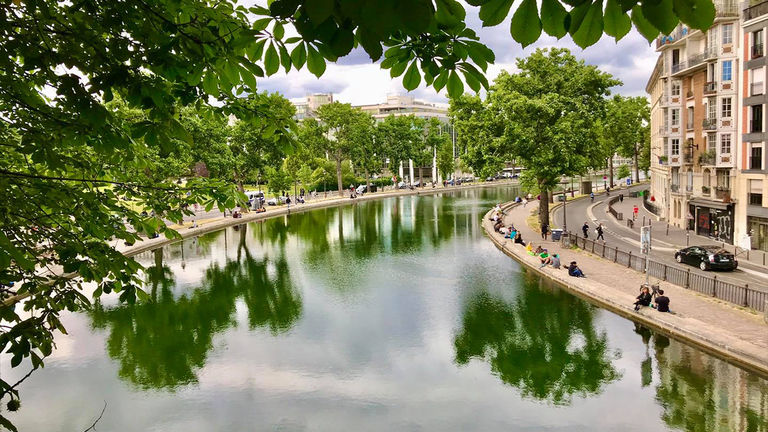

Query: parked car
left=674, top=246, right=738, bottom=271
left=356, top=184, right=367, bottom=195
left=397, top=181, right=407, bottom=189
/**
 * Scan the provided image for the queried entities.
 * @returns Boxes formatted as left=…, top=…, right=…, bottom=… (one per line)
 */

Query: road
left=551, top=185, right=768, bottom=291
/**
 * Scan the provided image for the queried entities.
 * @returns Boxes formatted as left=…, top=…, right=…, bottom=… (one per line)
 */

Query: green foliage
left=375, top=115, right=422, bottom=178
left=436, top=136, right=456, bottom=180
left=266, top=167, right=292, bottom=197
left=617, top=164, right=632, bottom=179
left=310, top=159, right=357, bottom=192
left=456, top=48, right=619, bottom=227
left=256, top=0, right=713, bottom=95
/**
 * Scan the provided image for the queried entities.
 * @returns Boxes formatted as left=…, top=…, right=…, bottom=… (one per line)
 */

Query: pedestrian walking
left=522, top=197, right=528, bottom=207
left=582, top=221, right=589, bottom=238
left=619, top=193, right=624, bottom=203
left=541, top=223, right=549, bottom=240
left=596, top=223, right=605, bottom=241
left=590, top=192, right=595, bottom=202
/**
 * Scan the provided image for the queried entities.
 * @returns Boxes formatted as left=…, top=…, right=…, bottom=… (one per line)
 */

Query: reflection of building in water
left=653, top=334, right=768, bottom=431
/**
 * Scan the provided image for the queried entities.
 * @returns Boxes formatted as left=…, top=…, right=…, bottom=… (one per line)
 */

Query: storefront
left=748, top=215, right=768, bottom=251
left=688, top=199, right=734, bottom=244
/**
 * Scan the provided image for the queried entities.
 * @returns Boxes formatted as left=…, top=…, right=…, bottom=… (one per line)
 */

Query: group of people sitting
left=634, top=284, right=671, bottom=312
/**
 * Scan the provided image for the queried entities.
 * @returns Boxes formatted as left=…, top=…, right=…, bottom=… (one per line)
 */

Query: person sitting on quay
left=634, top=286, right=652, bottom=311
left=514, top=232, right=525, bottom=245
left=507, top=227, right=517, bottom=239
left=493, top=220, right=504, bottom=233
left=534, top=245, right=547, bottom=256
left=653, top=289, right=670, bottom=312
left=568, top=261, right=585, bottom=277
left=500, top=225, right=509, bottom=236
left=540, top=253, right=560, bottom=268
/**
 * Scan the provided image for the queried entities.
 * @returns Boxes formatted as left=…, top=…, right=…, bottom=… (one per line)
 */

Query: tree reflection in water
left=90, top=224, right=302, bottom=390
left=454, top=275, right=621, bottom=405
left=647, top=330, right=768, bottom=432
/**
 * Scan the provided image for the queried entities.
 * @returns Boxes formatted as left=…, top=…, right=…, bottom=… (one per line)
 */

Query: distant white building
left=293, top=93, right=334, bottom=120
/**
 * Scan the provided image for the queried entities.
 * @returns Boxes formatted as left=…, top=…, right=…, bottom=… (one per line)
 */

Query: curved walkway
left=484, top=200, right=768, bottom=377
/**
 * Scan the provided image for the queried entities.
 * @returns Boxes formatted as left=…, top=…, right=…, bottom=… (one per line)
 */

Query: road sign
left=640, top=226, right=651, bottom=255
left=633, top=205, right=639, bottom=214
left=626, top=178, right=631, bottom=185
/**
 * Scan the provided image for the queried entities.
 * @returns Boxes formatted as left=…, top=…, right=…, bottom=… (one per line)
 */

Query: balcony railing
left=745, top=0, right=768, bottom=20
left=684, top=153, right=694, bottom=164
left=752, top=82, right=764, bottom=95
left=715, top=186, right=731, bottom=199
left=658, top=125, right=669, bottom=135
left=704, top=81, right=717, bottom=94
left=686, top=121, right=695, bottom=130
left=671, top=184, right=680, bottom=192
left=703, top=118, right=717, bottom=130
left=701, top=185, right=711, bottom=196
left=671, top=48, right=718, bottom=75
left=716, top=0, right=738, bottom=16
left=753, top=43, right=764, bottom=59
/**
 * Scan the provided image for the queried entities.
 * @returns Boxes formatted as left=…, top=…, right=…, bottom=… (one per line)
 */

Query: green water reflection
left=4, top=187, right=766, bottom=431
left=90, top=224, right=302, bottom=390
left=454, top=273, right=621, bottom=404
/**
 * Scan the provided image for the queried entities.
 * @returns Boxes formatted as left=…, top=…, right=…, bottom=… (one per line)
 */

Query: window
left=722, top=23, right=733, bottom=45
left=671, top=81, right=681, bottom=96
left=750, top=179, right=764, bottom=206
left=720, top=134, right=731, bottom=154
left=686, top=170, right=693, bottom=192
left=663, top=138, right=669, bottom=156
left=716, top=169, right=730, bottom=189
left=686, top=107, right=694, bottom=129
left=707, top=133, right=716, bottom=151
left=671, top=108, right=680, bottom=126
left=721, top=97, right=732, bottom=118
left=671, top=138, right=680, bottom=155
left=751, top=68, right=764, bottom=95
left=751, top=105, right=763, bottom=133
left=722, top=60, right=732, bottom=81
left=754, top=30, right=764, bottom=59
left=751, top=144, right=763, bottom=170
left=707, top=97, right=716, bottom=119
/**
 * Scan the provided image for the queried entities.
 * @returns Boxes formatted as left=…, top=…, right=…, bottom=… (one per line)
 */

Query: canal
left=2, top=186, right=767, bottom=431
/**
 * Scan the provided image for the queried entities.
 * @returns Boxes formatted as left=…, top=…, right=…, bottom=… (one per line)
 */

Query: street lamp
left=560, top=179, right=569, bottom=234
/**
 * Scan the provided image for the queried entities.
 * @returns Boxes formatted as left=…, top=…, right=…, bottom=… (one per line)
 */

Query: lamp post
left=561, top=180, right=569, bottom=233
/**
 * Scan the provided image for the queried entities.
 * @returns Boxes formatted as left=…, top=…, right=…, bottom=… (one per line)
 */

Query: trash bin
left=551, top=229, right=563, bottom=241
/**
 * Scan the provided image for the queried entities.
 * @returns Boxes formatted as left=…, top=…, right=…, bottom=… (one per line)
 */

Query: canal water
left=2, top=186, right=767, bottom=431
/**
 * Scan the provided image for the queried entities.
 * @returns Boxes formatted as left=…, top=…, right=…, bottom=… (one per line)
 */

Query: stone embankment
left=484, top=200, right=768, bottom=377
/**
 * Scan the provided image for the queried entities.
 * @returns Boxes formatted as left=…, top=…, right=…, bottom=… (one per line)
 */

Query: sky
left=254, top=6, right=659, bottom=106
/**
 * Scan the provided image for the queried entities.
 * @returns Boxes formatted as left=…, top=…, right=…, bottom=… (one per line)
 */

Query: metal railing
left=671, top=184, right=680, bottom=192
left=703, top=118, right=717, bottom=130
left=567, top=234, right=766, bottom=312
left=744, top=0, right=768, bottom=20
left=753, top=42, right=764, bottom=59
left=704, top=81, right=717, bottom=94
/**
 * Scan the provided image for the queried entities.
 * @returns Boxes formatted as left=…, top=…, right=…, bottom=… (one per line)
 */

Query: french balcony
left=658, top=125, right=669, bottom=136
left=753, top=43, right=764, bottom=59
left=745, top=0, right=768, bottom=20
left=716, top=1, right=738, bottom=17
left=699, top=150, right=716, bottom=165
left=704, top=81, right=717, bottom=95
left=671, top=184, right=680, bottom=193
left=671, top=49, right=716, bottom=76
left=686, top=121, right=695, bottom=131
left=683, top=153, right=694, bottom=164
left=701, top=185, right=712, bottom=196
left=702, top=118, right=717, bottom=130
left=752, top=82, right=764, bottom=96
left=715, top=186, right=731, bottom=200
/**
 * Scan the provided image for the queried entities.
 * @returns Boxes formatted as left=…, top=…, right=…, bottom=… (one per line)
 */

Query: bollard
left=628, top=251, right=632, bottom=268
left=686, top=232, right=690, bottom=246
left=744, top=284, right=749, bottom=307
left=685, top=268, right=690, bottom=288
left=642, top=216, right=646, bottom=226
left=712, top=275, right=717, bottom=297
left=666, top=223, right=669, bottom=236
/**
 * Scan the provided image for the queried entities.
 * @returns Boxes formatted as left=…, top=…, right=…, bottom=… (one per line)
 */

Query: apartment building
left=648, top=1, right=740, bottom=244
left=293, top=93, right=334, bottom=120
left=740, top=0, right=768, bottom=251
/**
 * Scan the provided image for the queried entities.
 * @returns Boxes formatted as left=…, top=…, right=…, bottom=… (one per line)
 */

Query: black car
left=674, top=246, right=738, bottom=271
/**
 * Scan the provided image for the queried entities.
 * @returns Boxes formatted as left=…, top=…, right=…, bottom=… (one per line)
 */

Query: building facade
left=293, top=93, right=334, bottom=120
left=740, top=1, right=768, bottom=251
left=648, top=2, right=740, bottom=245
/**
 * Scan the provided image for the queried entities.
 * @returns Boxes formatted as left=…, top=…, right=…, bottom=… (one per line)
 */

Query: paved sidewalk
left=488, top=200, right=768, bottom=375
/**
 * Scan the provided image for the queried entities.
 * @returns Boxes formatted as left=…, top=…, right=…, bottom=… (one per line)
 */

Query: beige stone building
left=648, top=2, right=740, bottom=244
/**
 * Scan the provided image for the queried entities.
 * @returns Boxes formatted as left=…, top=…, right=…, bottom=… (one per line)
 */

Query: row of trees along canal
left=0, top=0, right=711, bottom=428
left=449, top=48, right=650, bottom=230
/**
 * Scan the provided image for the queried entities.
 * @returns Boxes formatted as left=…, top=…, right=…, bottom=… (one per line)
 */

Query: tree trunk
left=539, top=186, right=550, bottom=229
left=419, top=165, right=424, bottom=187
left=608, top=155, right=614, bottom=188
left=236, top=176, right=249, bottom=213
left=365, top=168, right=371, bottom=194
left=335, top=152, right=344, bottom=198
left=634, top=142, right=640, bottom=183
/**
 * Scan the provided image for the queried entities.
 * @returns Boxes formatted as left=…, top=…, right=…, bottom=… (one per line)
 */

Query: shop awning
left=688, top=198, right=731, bottom=210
